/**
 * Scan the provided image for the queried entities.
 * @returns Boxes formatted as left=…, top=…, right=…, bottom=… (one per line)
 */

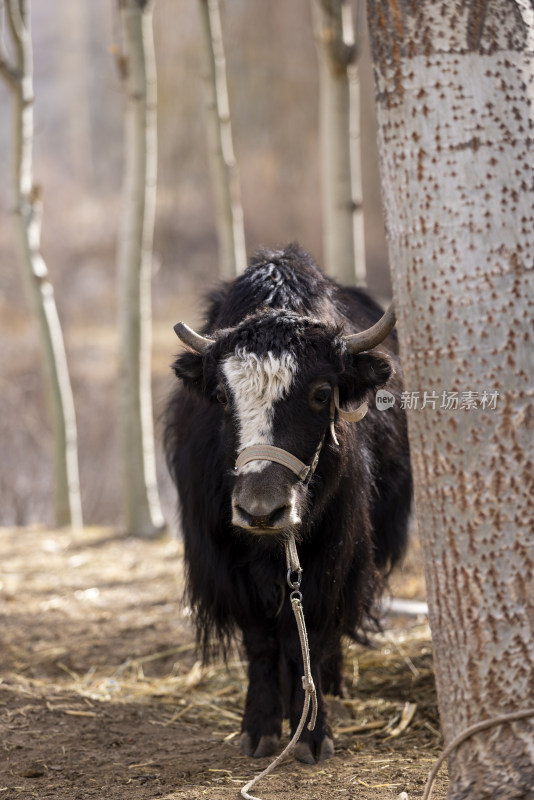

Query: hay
left=5, top=620, right=440, bottom=795
left=1, top=525, right=449, bottom=798
left=1, top=616, right=438, bottom=749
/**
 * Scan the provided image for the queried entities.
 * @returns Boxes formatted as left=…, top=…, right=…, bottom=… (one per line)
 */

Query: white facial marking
left=222, top=350, right=297, bottom=473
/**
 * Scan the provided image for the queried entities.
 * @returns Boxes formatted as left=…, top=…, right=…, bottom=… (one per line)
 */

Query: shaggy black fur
left=165, top=243, right=412, bottom=762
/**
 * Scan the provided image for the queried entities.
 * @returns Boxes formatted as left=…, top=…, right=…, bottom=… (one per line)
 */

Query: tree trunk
left=1, top=0, right=83, bottom=529
left=117, top=0, right=165, bottom=537
left=198, top=0, right=247, bottom=279
left=366, top=2, right=534, bottom=797
left=311, top=0, right=366, bottom=285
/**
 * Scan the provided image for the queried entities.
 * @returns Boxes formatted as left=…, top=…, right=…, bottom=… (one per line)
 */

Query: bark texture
left=312, top=0, right=366, bottom=285
left=117, top=0, right=165, bottom=536
left=1, top=0, right=82, bottom=528
left=367, top=2, right=534, bottom=798
left=198, top=0, right=247, bottom=278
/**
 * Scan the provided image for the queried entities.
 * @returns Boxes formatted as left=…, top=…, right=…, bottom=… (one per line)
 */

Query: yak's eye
left=216, top=386, right=229, bottom=407
left=309, top=383, right=332, bottom=411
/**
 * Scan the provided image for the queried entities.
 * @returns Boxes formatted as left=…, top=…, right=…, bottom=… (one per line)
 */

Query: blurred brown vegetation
left=0, top=0, right=388, bottom=528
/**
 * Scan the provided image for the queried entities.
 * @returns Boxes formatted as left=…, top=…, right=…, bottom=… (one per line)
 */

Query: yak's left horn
left=344, top=302, right=396, bottom=354
left=174, top=322, right=212, bottom=354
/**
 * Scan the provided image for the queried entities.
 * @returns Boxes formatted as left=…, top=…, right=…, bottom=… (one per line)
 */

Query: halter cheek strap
left=234, top=386, right=368, bottom=481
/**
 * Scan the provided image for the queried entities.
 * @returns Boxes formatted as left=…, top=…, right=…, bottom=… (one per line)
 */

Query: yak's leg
left=240, top=628, right=283, bottom=758
left=320, top=637, right=346, bottom=697
left=283, top=636, right=334, bottom=764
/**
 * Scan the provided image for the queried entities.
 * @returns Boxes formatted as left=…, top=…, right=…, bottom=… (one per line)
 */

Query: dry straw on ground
left=0, top=526, right=446, bottom=799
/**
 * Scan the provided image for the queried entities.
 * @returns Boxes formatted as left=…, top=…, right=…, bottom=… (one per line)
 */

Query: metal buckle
left=287, top=567, right=302, bottom=590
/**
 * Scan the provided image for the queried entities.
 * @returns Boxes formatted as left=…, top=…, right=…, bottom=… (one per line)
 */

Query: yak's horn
left=173, top=322, right=212, bottom=354
left=344, top=302, right=396, bottom=354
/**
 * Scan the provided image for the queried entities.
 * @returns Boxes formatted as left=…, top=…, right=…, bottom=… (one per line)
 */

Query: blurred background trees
left=1, top=0, right=83, bottom=528
left=116, top=0, right=165, bottom=536
left=0, top=0, right=388, bottom=528
left=311, top=0, right=366, bottom=285
left=198, top=0, right=246, bottom=279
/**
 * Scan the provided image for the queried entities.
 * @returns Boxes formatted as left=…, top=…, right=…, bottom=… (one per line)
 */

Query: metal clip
left=287, top=567, right=302, bottom=590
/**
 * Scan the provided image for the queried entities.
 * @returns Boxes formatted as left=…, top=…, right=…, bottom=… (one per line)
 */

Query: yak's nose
left=233, top=498, right=290, bottom=530
left=232, top=472, right=300, bottom=532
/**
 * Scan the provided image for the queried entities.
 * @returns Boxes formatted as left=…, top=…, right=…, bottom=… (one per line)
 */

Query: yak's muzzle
left=231, top=468, right=301, bottom=533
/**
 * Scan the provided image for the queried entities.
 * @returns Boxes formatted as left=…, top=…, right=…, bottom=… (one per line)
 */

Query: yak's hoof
left=320, top=736, right=335, bottom=760
left=240, top=732, right=280, bottom=758
left=241, top=732, right=254, bottom=756
left=294, top=736, right=335, bottom=764
left=294, top=741, right=316, bottom=764
left=254, top=734, right=280, bottom=758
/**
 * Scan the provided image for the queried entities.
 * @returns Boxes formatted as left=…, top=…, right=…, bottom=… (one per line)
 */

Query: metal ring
left=290, top=590, right=303, bottom=603
left=287, top=567, right=302, bottom=590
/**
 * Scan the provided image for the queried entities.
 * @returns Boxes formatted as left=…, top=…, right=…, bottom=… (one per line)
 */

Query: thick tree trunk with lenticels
left=366, top=2, right=534, bottom=797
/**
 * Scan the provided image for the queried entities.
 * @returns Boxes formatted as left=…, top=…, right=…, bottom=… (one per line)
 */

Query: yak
left=165, top=243, right=412, bottom=764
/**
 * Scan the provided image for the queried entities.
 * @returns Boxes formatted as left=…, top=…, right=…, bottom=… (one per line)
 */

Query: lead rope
left=240, top=533, right=317, bottom=800
left=240, top=391, right=367, bottom=800
left=421, top=707, right=534, bottom=800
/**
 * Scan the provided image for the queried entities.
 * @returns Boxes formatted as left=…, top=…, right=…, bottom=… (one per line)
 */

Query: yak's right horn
left=174, top=322, right=212, bottom=354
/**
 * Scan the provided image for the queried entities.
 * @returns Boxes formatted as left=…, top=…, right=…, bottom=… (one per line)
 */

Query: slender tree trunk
left=1, top=0, right=82, bottom=528
left=117, top=0, right=165, bottom=537
left=367, top=2, right=534, bottom=798
left=198, top=0, right=247, bottom=279
left=311, top=0, right=366, bottom=285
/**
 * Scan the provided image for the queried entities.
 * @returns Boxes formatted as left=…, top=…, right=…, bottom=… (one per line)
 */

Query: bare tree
left=311, top=0, right=365, bottom=285
left=116, top=0, right=165, bottom=537
left=198, top=0, right=247, bottom=278
left=0, top=0, right=82, bottom=528
left=367, top=2, right=534, bottom=797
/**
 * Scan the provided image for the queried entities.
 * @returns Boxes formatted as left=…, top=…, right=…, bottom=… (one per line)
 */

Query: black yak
left=165, top=244, right=412, bottom=764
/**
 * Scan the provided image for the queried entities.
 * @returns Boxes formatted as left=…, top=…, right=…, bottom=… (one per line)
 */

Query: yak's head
left=172, top=306, right=395, bottom=538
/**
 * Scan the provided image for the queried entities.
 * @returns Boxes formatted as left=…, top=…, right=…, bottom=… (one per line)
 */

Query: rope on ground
left=422, top=708, right=534, bottom=800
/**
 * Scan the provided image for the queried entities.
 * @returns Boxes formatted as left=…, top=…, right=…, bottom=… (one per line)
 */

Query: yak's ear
left=339, top=351, right=393, bottom=402
left=172, top=350, right=205, bottom=394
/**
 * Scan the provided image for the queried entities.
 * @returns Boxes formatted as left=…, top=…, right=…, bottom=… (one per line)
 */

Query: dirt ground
left=0, top=526, right=447, bottom=800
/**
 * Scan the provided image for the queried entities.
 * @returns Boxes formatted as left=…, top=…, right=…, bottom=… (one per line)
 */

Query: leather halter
left=234, top=386, right=368, bottom=483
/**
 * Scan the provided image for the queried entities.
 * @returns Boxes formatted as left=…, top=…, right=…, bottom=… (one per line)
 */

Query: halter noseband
left=234, top=386, right=368, bottom=483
